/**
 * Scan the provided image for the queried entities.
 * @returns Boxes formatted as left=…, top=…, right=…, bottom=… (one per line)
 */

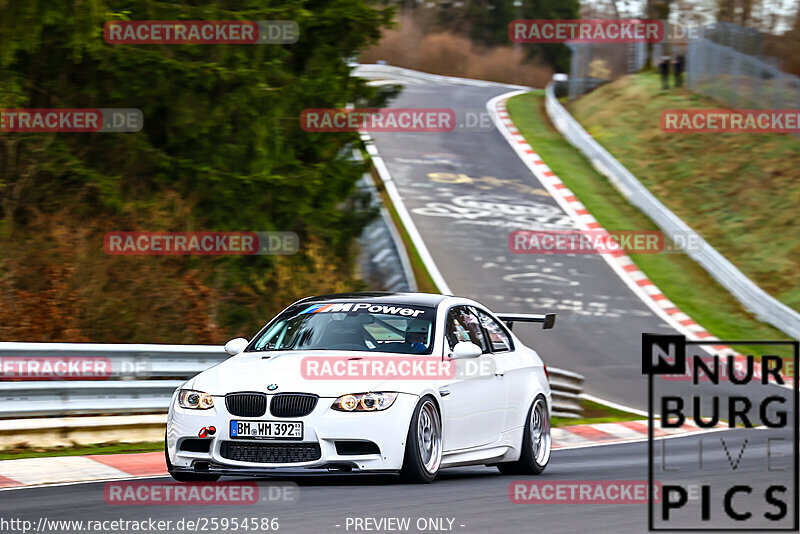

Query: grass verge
left=552, top=399, right=643, bottom=427
left=0, top=441, right=163, bottom=461
left=569, top=73, right=800, bottom=314
left=506, top=91, right=791, bottom=358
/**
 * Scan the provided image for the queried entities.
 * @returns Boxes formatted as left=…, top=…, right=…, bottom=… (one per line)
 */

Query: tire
left=497, top=394, right=551, bottom=475
left=165, top=437, right=221, bottom=483
left=400, top=396, right=442, bottom=483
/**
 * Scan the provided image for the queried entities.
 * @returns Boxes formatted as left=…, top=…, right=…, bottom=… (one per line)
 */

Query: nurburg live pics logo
left=642, top=333, right=798, bottom=531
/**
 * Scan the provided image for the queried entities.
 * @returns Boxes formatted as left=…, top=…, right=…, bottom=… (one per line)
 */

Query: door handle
left=438, top=387, right=451, bottom=397
left=494, top=371, right=505, bottom=377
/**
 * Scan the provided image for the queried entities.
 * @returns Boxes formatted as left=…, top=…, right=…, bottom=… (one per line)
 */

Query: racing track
left=2, top=68, right=795, bottom=533
left=1, top=431, right=794, bottom=533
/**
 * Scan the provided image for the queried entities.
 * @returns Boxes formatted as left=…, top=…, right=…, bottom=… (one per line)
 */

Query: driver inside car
left=403, top=318, right=430, bottom=354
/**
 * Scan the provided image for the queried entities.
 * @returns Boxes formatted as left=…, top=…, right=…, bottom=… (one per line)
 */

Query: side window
left=476, top=309, right=512, bottom=353
left=445, top=306, right=488, bottom=353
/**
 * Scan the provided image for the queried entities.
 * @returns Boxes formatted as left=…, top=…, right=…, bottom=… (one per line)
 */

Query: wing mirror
left=450, top=341, right=482, bottom=360
left=224, top=337, right=249, bottom=355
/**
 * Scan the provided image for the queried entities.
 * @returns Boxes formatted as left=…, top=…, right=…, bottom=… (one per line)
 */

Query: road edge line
left=359, top=132, right=453, bottom=294
left=580, top=394, right=651, bottom=418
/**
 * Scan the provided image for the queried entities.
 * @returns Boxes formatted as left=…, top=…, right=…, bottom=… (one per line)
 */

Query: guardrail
left=352, top=63, right=529, bottom=90
left=545, top=80, right=800, bottom=341
left=0, top=343, right=226, bottom=418
left=548, top=368, right=583, bottom=418
left=0, top=343, right=584, bottom=419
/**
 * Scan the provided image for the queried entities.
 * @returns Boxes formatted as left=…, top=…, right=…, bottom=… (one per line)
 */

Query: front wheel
left=497, top=394, right=551, bottom=475
left=400, top=397, right=442, bottom=483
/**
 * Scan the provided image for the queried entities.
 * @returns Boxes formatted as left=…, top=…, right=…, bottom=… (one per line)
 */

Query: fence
left=687, top=37, right=800, bottom=109
left=567, top=42, right=648, bottom=99
left=545, top=80, right=800, bottom=341
left=704, top=21, right=763, bottom=55
left=565, top=20, right=800, bottom=107
left=0, top=342, right=585, bottom=419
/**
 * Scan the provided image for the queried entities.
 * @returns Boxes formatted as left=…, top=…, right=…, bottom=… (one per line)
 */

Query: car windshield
left=249, top=302, right=436, bottom=354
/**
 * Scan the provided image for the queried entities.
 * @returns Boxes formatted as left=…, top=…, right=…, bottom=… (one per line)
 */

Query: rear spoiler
left=495, top=313, right=556, bottom=330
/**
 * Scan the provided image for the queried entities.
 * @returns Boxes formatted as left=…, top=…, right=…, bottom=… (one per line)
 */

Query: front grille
left=225, top=393, right=267, bottom=417
left=220, top=441, right=321, bottom=463
left=269, top=393, right=318, bottom=417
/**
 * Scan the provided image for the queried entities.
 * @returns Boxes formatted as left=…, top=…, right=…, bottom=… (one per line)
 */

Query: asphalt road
left=1, top=430, right=795, bottom=533
left=5, top=68, right=795, bottom=534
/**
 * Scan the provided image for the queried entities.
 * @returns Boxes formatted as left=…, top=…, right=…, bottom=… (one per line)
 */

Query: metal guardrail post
left=548, top=368, right=584, bottom=418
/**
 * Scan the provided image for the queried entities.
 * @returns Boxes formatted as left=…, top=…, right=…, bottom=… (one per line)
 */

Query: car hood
left=188, top=350, right=436, bottom=398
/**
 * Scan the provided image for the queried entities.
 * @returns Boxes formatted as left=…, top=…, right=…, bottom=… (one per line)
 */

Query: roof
left=293, top=292, right=450, bottom=307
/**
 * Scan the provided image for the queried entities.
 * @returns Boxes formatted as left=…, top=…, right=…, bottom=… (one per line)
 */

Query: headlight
left=332, top=392, right=398, bottom=412
left=178, top=389, right=214, bottom=410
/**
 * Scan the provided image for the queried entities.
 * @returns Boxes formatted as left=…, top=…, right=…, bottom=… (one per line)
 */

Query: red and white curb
left=488, top=92, right=739, bottom=362
left=552, top=419, right=725, bottom=449
left=0, top=452, right=164, bottom=489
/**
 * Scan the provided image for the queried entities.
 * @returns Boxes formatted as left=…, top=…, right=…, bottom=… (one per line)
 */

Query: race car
left=166, top=292, right=555, bottom=483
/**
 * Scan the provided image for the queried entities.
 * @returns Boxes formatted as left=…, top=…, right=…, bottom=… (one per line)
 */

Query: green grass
left=552, top=399, right=643, bottom=427
left=507, top=90, right=791, bottom=358
left=568, top=73, right=800, bottom=318
left=0, top=441, right=163, bottom=461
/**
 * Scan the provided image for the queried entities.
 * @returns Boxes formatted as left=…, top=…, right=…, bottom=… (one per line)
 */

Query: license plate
left=229, top=420, right=303, bottom=440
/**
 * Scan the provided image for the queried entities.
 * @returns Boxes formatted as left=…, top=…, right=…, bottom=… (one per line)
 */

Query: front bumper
left=167, top=392, right=417, bottom=476
left=169, top=464, right=400, bottom=477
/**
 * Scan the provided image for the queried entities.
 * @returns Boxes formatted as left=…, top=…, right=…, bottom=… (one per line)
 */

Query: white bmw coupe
left=166, top=292, right=555, bottom=483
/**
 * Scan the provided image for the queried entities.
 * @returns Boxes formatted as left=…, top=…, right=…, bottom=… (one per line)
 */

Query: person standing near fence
left=658, top=56, right=671, bottom=89
left=673, top=55, right=685, bottom=88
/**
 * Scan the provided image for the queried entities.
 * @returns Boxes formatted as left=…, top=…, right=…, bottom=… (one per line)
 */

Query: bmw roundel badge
left=267, top=384, right=278, bottom=391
